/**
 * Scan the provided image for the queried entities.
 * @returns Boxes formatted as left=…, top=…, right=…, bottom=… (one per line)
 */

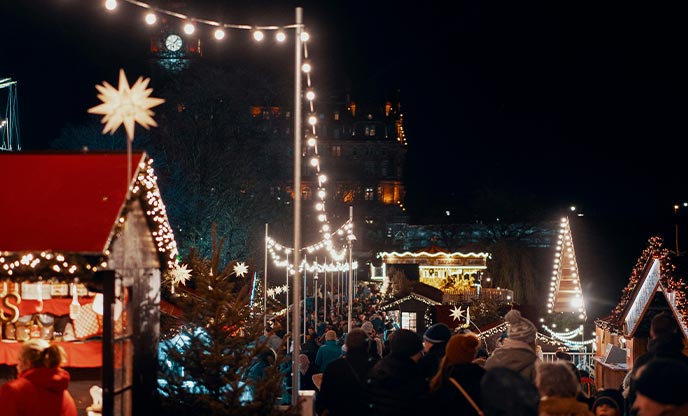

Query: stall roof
left=595, top=236, right=688, bottom=338
left=0, top=152, right=144, bottom=254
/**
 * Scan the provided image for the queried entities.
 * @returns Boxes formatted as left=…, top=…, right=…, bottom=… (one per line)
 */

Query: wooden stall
left=594, top=236, right=688, bottom=389
left=378, top=281, right=443, bottom=335
left=0, top=151, right=179, bottom=415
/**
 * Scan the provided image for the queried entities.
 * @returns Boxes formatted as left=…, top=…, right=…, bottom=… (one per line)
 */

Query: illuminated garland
left=0, top=156, right=178, bottom=279
left=595, top=236, right=688, bottom=335
left=94, top=1, right=358, bottom=281
left=109, top=157, right=180, bottom=270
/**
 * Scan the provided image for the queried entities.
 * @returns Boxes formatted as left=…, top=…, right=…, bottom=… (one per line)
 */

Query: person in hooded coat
left=426, top=333, right=486, bottom=416
left=366, top=329, right=427, bottom=416
left=484, top=309, right=539, bottom=382
left=0, top=338, right=77, bottom=416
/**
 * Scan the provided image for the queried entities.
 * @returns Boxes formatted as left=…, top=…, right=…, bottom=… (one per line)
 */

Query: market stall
left=0, top=151, right=179, bottom=415
left=594, top=236, right=688, bottom=389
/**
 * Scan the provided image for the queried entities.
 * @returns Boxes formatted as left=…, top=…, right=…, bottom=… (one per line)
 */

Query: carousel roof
left=0, top=151, right=144, bottom=254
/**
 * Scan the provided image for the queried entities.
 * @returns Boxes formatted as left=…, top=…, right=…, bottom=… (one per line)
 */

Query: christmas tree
left=158, top=232, right=296, bottom=415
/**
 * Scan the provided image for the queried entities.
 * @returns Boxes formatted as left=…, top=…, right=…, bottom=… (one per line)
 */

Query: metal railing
left=542, top=351, right=595, bottom=375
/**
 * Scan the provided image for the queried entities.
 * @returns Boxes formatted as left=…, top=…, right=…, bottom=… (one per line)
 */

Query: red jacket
left=0, top=367, right=77, bottom=416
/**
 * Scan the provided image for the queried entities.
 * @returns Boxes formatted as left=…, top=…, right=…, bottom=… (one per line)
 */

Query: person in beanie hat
left=427, top=333, right=486, bottom=415
left=484, top=309, right=539, bottom=381
left=592, top=388, right=624, bottom=416
left=632, top=358, right=688, bottom=416
left=366, top=329, right=427, bottom=416
left=418, top=323, right=452, bottom=382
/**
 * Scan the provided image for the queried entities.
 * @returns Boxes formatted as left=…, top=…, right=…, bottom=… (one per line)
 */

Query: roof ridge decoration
left=595, top=236, right=688, bottom=337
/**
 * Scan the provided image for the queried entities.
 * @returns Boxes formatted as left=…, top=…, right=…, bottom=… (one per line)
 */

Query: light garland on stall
left=0, top=156, right=178, bottom=279
left=96, top=0, right=356, bottom=272
left=596, top=236, right=688, bottom=335
left=107, top=157, right=180, bottom=270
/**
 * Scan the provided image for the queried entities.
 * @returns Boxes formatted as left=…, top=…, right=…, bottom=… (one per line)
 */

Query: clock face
left=165, top=34, right=183, bottom=52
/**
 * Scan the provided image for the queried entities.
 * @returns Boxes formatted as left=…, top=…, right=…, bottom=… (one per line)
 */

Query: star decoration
left=450, top=306, right=466, bottom=321
left=87, top=69, right=165, bottom=142
left=170, top=263, right=192, bottom=286
left=233, top=262, right=249, bottom=277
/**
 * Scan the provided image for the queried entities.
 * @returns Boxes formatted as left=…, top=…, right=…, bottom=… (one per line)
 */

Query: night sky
left=2, top=1, right=686, bottom=319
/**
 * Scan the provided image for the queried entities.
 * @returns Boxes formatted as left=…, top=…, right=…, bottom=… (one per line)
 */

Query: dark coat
left=366, top=353, right=428, bottom=416
left=315, top=350, right=377, bottom=416
left=417, top=343, right=446, bottom=383
left=426, top=362, right=485, bottom=416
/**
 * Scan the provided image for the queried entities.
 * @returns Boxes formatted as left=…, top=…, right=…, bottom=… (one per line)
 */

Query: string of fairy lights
left=98, top=0, right=355, bottom=271
left=540, top=216, right=595, bottom=350
left=0, top=156, right=178, bottom=278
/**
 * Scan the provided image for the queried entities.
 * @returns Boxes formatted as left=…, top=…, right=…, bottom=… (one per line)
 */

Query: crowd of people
left=273, top=304, right=688, bottom=416
left=2, top=280, right=688, bottom=416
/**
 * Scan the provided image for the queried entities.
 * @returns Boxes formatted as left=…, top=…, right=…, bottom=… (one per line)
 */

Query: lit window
left=401, top=312, right=417, bottom=332
left=365, top=187, right=374, bottom=201
left=331, top=145, right=342, bottom=157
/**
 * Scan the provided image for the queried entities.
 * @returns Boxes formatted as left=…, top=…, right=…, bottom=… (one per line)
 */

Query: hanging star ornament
left=87, top=69, right=165, bottom=142
left=169, top=263, right=192, bottom=294
left=233, top=262, right=249, bottom=277
left=450, top=306, right=466, bottom=321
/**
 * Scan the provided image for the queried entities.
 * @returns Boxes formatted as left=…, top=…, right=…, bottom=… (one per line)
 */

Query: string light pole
left=291, top=6, right=303, bottom=408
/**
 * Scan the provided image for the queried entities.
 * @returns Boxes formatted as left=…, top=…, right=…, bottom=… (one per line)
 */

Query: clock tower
left=150, top=17, right=202, bottom=73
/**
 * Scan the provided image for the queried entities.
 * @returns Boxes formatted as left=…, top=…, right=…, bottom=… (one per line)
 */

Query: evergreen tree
left=158, top=233, right=297, bottom=415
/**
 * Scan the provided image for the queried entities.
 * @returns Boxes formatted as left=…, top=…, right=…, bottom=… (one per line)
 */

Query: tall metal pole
left=264, top=224, right=268, bottom=331
left=286, top=252, right=290, bottom=332
left=675, top=204, right=680, bottom=255
left=314, top=270, right=318, bottom=335
left=347, top=206, right=354, bottom=333
left=303, top=258, right=307, bottom=339
left=291, top=6, right=303, bottom=408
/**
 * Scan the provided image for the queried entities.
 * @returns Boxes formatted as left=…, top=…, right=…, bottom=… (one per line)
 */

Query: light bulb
left=145, top=12, right=157, bottom=25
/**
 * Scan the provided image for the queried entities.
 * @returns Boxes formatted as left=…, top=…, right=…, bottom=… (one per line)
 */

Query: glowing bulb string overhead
left=98, top=0, right=354, bottom=267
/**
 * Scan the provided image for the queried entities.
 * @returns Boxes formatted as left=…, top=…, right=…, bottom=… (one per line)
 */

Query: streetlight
left=291, top=7, right=303, bottom=407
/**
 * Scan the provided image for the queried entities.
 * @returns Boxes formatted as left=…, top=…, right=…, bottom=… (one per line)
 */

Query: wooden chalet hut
left=0, top=151, right=178, bottom=415
left=594, top=236, right=688, bottom=389
left=378, top=281, right=443, bottom=335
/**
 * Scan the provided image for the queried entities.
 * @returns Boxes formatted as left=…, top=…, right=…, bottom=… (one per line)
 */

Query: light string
left=541, top=216, right=593, bottom=349
left=98, top=0, right=355, bottom=268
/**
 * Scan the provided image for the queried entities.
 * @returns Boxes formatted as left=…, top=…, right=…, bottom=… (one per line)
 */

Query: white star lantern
left=169, top=263, right=192, bottom=294
left=233, top=262, right=249, bottom=277
left=450, top=306, right=471, bottom=329
left=88, top=69, right=165, bottom=142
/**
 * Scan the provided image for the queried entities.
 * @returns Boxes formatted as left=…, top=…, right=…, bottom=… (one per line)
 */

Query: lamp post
left=291, top=6, right=303, bottom=408
left=675, top=204, right=680, bottom=256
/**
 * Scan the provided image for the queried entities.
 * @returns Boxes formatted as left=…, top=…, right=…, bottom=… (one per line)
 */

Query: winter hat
left=423, top=323, right=452, bottom=344
left=505, top=309, right=537, bottom=344
left=592, top=389, right=624, bottom=414
left=389, top=329, right=423, bottom=359
left=361, top=321, right=375, bottom=336
left=444, top=333, right=480, bottom=365
left=634, top=358, right=688, bottom=406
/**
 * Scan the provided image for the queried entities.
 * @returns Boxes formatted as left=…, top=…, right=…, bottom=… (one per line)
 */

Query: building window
left=365, top=187, right=374, bottom=201
left=331, top=145, right=342, bottom=157
left=365, top=124, right=376, bottom=137
left=401, top=311, right=417, bottom=332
